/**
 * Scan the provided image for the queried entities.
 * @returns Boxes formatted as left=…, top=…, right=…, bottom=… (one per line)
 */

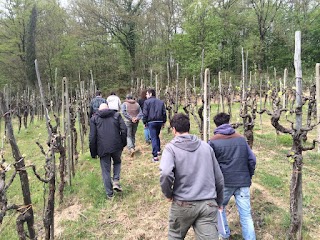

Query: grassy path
left=2, top=118, right=320, bottom=239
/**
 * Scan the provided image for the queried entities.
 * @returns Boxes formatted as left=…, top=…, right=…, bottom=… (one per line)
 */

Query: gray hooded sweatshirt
left=160, top=134, right=224, bottom=206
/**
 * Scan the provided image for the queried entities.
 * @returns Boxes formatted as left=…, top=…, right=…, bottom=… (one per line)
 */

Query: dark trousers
left=100, top=150, right=122, bottom=196
left=148, top=122, right=163, bottom=157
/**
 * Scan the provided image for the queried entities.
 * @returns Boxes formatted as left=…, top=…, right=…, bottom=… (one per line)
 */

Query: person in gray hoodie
left=160, top=113, right=224, bottom=240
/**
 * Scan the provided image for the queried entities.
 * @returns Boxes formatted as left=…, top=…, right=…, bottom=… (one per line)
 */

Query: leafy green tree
left=250, top=0, right=282, bottom=72
left=137, top=0, right=182, bottom=82
left=72, top=0, right=145, bottom=83
left=35, top=0, right=69, bottom=83
left=26, top=5, right=37, bottom=87
left=0, top=0, right=34, bottom=89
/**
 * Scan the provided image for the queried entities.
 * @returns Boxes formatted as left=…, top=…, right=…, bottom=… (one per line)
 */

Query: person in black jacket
left=142, top=89, right=167, bottom=162
left=89, top=103, right=127, bottom=199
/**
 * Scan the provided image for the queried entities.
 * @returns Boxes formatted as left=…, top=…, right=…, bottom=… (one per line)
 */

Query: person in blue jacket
left=208, top=112, right=256, bottom=240
left=142, top=89, right=166, bottom=162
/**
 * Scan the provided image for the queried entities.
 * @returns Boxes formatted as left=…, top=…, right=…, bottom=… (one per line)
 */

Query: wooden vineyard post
left=184, top=78, right=187, bottom=105
left=35, top=60, right=51, bottom=138
left=62, top=77, right=72, bottom=185
left=175, top=63, right=179, bottom=113
left=89, top=70, right=96, bottom=98
left=155, top=74, right=159, bottom=98
left=136, top=78, right=140, bottom=97
left=295, top=32, right=302, bottom=133
left=203, top=68, right=210, bottom=142
left=316, top=63, right=320, bottom=152
left=241, top=47, right=245, bottom=100
left=283, top=68, right=288, bottom=108
left=289, top=30, right=303, bottom=240
left=193, top=76, right=197, bottom=106
left=167, top=62, right=170, bottom=87
left=218, top=71, right=224, bottom=113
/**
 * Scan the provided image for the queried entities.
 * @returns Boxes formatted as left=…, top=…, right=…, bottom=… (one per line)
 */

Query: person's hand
left=167, top=198, right=173, bottom=202
left=218, top=206, right=224, bottom=211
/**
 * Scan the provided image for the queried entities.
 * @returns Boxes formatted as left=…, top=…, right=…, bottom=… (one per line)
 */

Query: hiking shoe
left=113, top=182, right=123, bottom=192
left=106, top=194, right=114, bottom=200
left=130, top=148, right=135, bottom=157
left=152, top=157, right=159, bottom=162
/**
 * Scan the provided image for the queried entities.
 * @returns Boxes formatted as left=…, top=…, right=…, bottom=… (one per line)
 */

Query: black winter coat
left=89, top=109, right=127, bottom=158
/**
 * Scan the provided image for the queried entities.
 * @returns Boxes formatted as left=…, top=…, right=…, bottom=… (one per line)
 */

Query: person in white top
left=107, top=92, right=121, bottom=111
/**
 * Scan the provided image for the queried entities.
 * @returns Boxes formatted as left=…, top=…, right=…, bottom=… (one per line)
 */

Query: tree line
left=0, top=0, right=319, bottom=93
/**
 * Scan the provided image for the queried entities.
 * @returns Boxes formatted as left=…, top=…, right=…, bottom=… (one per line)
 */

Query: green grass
left=1, top=105, right=320, bottom=239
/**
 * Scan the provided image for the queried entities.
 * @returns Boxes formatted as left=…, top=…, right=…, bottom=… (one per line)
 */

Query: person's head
left=126, top=94, right=133, bottom=100
left=170, top=113, right=190, bottom=134
left=99, top=103, right=109, bottom=111
left=146, top=89, right=156, bottom=99
left=140, top=89, right=147, bottom=100
left=214, top=112, right=230, bottom=127
left=96, top=90, right=102, bottom=96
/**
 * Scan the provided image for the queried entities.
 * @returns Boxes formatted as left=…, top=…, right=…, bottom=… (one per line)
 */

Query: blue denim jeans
left=221, top=187, right=256, bottom=240
left=168, top=199, right=219, bottom=239
left=143, top=125, right=151, bottom=142
left=148, top=122, right=163, bottom=157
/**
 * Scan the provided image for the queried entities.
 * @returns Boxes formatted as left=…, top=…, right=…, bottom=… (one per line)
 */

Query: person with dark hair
left=107, top=92, right=121, bottom=111
left=121, top=94, right=143, bottom=157
left=89, top=90, right=107, bottom=118
left=142, top=89, right=167, bottom=162
left=138, top=89, right=151, bottom=144
left=208, top=112, right=256, bottom=240
left=89, top=103, right=127, bottom=199
left=160, top=113, right=224, bottom=239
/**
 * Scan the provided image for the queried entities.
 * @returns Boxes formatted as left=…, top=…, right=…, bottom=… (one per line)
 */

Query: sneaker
left=106, top=194, right=114, bottom=200
left=113, top=182, right=123, bottom=192
left=130, top=148, right=135, bottom=157
left=152, top=157, right=159, bottom=162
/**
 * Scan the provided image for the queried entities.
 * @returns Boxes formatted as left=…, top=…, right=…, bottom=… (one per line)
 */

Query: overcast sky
left=60, top=0, right=69, bottom=8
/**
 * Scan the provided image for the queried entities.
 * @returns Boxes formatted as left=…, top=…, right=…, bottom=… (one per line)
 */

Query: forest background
left=1, top=0, right=320, bottom=239
left=0, top=0, right=319, bottom=93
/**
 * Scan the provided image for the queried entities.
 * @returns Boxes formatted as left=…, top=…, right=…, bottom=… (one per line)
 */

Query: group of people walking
left=88, top=89, right=256, bottom=240
left=89, top=89, right=166, bottom=196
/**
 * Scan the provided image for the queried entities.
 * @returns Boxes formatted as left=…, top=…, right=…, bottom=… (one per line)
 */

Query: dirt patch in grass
left=54, top=201, right=83, bottom=237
